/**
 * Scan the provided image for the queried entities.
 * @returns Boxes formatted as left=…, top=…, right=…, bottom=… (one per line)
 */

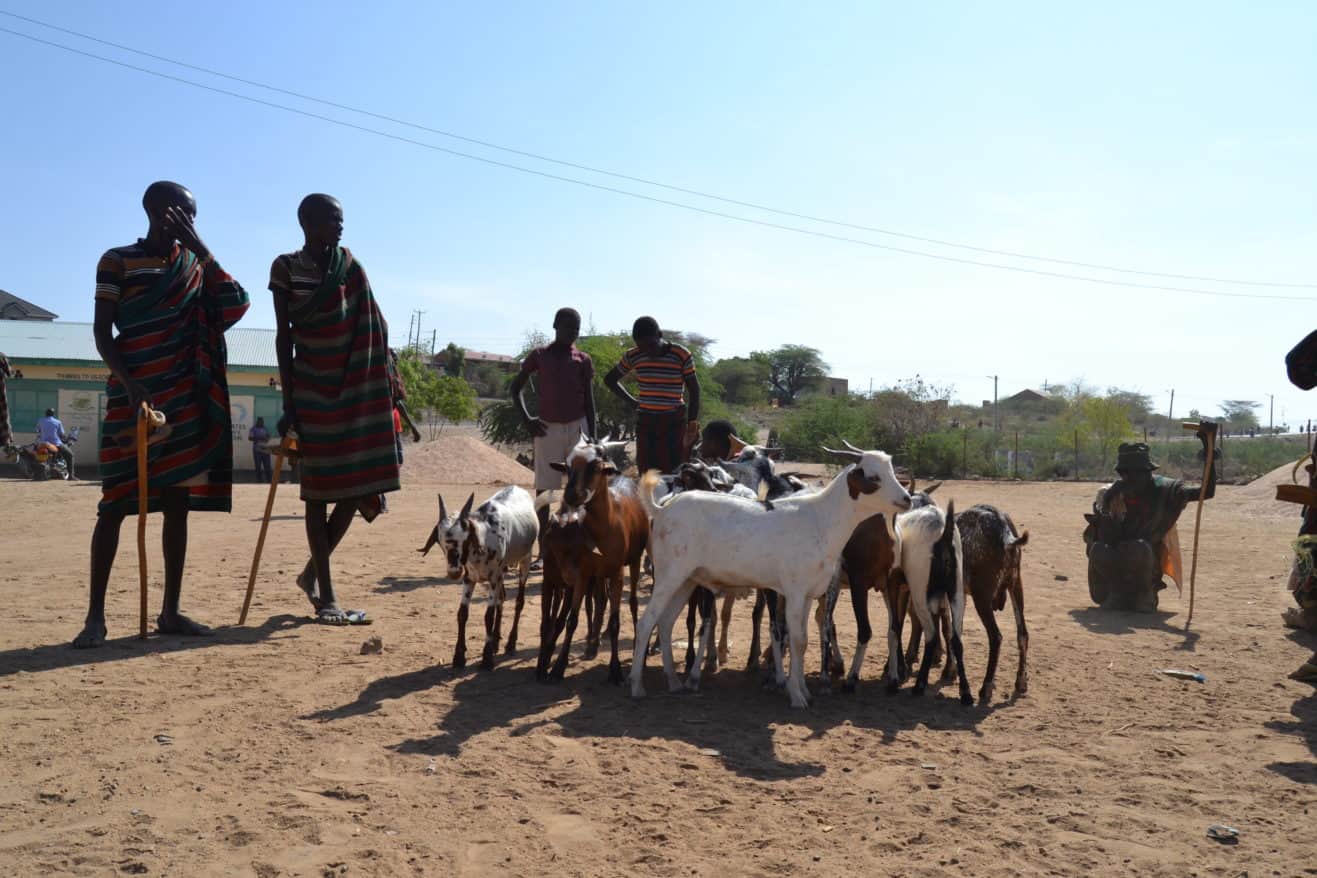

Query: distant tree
left=441, top=342, right=465, bottom=378
left=398, top=348, right=480, bottom=439
left=710, top=356, right=770, bottom=406
left=1104, top=388, right=1154, bottom=422
left=1219, top=399, right=1261, bottom=432
left=777, top=396, right=869, bottom=462
left=753, top=345, right=828, bottom=405
left=1080, top=396, right=1134, bottom=472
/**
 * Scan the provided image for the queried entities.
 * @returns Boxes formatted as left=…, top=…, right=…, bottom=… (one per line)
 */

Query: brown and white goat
left=537, top=438, right=649, bottom=684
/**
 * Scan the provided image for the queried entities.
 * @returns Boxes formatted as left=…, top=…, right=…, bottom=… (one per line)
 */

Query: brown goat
left=905, top=503, right=1030, bottom=704
left=536, top=441, right=648, bottom=684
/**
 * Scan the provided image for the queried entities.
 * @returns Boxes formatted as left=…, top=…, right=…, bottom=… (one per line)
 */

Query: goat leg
left=606, top=572, right=626, bottom=685
left=536, top=581, right=557, bottom=681
left=684, top=591, right=701, bottom=675
left=506, top=559, right=529, bottom=654
left=687, top=587, right=717, bottom=690
left=747, top=590, right=767, bottom=672
left=452, top=579, right=474, bottom=670
left=549, top=584, right=587, bottom=681
left=975, top=593, right=1003, bottom=706
left=584, top=576, right=604, bottom=660
left=844, top=580, right=871, bottom=694
left=1010, top=579, right=1029, bottom=698
left=938, top=606, right=958, bottom=684
left=718, top=594, right=734, bottom=668
left=912, top=610, right=940, bottom=697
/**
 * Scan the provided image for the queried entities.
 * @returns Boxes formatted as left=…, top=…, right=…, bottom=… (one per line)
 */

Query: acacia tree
left=710, top=356, right=770, bottom=405
left=1080, top=396, right=1134, bottom=473
left=1219, top=399, right=1261, bottom=432
left=752, top=345, right=828, bottom=405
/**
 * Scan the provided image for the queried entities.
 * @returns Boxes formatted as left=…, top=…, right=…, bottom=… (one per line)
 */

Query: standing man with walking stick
left=73, top=181, right=250, bottom=648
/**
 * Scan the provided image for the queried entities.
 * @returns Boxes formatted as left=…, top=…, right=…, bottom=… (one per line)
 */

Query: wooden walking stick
left=239, top=432, right=297, bottom=625
left=137, top=403, right=150, bottom=639
left=1182, top=421, right=1218, bottom=629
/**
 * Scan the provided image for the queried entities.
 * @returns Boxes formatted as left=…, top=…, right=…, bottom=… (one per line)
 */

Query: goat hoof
left=911, top=686, right=926, bottom=698
left=960, top=692, right=975, bottom=707
left=480, top=654, right=495, bottom=671
left=452, top=653, right=467, bottom=670
left=503, top=640, right=517, bottom=654
left=584, top=646, right=600, bottom=661
left=608, top=667, right=625, bottom=686
left=684, top=678, right=702, bottom=693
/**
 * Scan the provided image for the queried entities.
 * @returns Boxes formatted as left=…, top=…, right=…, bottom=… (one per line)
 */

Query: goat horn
left=842, top=438, right=865, bottom=454
left=821, top=445, right=863, bottom=462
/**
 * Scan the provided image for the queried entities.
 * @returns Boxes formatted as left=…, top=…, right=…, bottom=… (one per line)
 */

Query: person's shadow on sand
left=0, top=614, right=311, bottom=678
left=1265, top=630, right=1317, bottom=785
left=1068, top=606, right=1200, bottom=651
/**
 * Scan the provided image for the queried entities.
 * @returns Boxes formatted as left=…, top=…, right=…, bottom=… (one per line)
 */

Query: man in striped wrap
left=73, top=181, right=251, bottom=649
left=272, top=194, right=400, bottom=625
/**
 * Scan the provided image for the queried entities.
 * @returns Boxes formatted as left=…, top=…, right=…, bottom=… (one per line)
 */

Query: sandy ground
left=1, top=474, right=1315, bottom=877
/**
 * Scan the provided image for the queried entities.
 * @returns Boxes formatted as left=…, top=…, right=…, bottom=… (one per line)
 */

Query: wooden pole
left=1074, top=429, right=1080, bottom=481
left=239, top=435, right=293, bottom=625
left=962, top=429, right=969, bottom=478
left=136, top=403, right=150, bottom=639
left=1013, top=431, right=1019, bottom=479
left=1183, top=422, right=1217, bottom=630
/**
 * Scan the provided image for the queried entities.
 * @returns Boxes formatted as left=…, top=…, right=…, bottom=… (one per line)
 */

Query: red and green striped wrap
left=99, top=250, right=250, bottom=516
left=288, top=247, right=400, bottom=503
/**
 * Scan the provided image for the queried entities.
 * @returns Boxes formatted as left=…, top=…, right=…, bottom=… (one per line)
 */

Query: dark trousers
left=253, top=451, right=273, bottom=483
left=635, top=407, right=686, bottom=475
left=56, top=446, right=74, bottom=478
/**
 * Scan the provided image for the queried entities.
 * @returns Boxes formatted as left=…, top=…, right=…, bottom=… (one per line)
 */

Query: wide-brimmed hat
left=1116, top=442, right=1158, bottom=472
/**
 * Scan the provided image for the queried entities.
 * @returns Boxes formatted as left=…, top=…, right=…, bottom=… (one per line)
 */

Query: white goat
left=894, top=501, right=974, bottom=705
left=420, top=487, right=539, bottom=670
left=632, top=448, right=912, bottom=708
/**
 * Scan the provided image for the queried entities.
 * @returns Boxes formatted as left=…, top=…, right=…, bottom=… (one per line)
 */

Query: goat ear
left=438, top=493, right=449, bottom=523
left=550, top=461, right=568, bottom=473
left=942, top=501, right=956, bottom=539
left=1013, top=529, right=1030, bottom=548
left=460, top=492, right=475, bottom=521
left=1083, top=513, right=1098, bottom=525
left=924, top=481, right=942, bottom=495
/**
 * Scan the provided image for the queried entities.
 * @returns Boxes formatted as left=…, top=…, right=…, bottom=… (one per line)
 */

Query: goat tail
left=639, top=469, right=665, bottom=520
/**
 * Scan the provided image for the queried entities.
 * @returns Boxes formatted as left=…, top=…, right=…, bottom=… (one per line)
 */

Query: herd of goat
left=419, top=436, right=1030, bottom=710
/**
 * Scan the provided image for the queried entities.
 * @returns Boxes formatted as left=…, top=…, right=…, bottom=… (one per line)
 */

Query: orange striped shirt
left=616, top=343, right=695, bottom=412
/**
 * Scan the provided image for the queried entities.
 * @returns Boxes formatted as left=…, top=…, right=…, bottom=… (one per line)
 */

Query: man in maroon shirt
left=511, top=307, right=597, bottom=484
left=510, top=308, right=597, bottom=566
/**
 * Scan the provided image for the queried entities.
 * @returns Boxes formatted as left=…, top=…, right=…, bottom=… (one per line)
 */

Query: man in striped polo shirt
left=605, top=316, right=701, bottom=475
left=74, top=181, right=251, bottom=648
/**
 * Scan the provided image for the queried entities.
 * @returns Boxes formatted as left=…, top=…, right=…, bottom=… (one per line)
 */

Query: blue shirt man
left=36, top=410, right=67, bottom=446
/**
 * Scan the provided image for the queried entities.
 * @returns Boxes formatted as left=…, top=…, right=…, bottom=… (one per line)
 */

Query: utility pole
left=407, top=312, right=416, bottom=349
left=1166, top=389, right=1175, bottom=445
left=987, top=375, right=999, bottom=432
left=868, top=377, right=873, bottom=399
left=1268, top=393, right=1275, bottom=434
left=431, top=330, right=437, bottom=356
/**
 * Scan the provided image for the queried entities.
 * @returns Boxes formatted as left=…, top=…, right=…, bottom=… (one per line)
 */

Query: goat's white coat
left=632, top=452, right=911, bottom=708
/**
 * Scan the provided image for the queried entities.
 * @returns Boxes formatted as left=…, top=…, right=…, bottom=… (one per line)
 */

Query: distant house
left=797, top=376, right=849, bottom=400
left=431, top=348, right=519, bottom=375
left=1004, top=389, right=1047, bottom=404
left=0, top=290, right=58, bottom=321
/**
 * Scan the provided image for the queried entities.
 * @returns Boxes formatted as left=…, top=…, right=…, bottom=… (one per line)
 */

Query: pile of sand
left=399, top=433, right=534, bottom=485
left=1237, top=457, right=1310, bottom=501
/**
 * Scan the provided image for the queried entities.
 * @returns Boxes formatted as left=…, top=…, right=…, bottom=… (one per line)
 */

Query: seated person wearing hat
left=1084, top=427, right=1218, bottom=612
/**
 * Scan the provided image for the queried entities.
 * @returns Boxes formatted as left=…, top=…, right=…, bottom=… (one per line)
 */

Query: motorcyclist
left=35, top=408, right=75, bottom=479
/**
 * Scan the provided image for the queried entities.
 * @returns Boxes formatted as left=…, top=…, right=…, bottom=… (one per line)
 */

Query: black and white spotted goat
left=418, top=486, right=539, bottom=670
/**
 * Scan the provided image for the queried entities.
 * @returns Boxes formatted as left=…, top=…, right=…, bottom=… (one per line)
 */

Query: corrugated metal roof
left=0, top=320, right=278, bottom=368
left=0, top=289, right=59, bottom=321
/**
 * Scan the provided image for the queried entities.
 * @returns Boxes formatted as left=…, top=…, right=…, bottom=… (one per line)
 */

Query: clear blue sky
left=1, top=2, right=1314, bottom=425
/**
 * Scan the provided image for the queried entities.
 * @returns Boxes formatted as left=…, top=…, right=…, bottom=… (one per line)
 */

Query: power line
left=5, top=9, right=1313, bottom=292
left=2, top=24, right=1315, bottom=304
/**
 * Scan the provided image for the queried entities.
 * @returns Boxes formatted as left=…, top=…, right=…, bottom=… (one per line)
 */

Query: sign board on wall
left=57, top=388, right=102, bottom=465
left=230, top=396, right=254, bottom=471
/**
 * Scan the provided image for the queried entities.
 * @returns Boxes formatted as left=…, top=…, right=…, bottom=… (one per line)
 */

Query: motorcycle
left=15, top=427, right=80, bottom=481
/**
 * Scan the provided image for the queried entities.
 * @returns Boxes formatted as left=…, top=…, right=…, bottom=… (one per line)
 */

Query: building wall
left=5, top=362, right=284, bottom=471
